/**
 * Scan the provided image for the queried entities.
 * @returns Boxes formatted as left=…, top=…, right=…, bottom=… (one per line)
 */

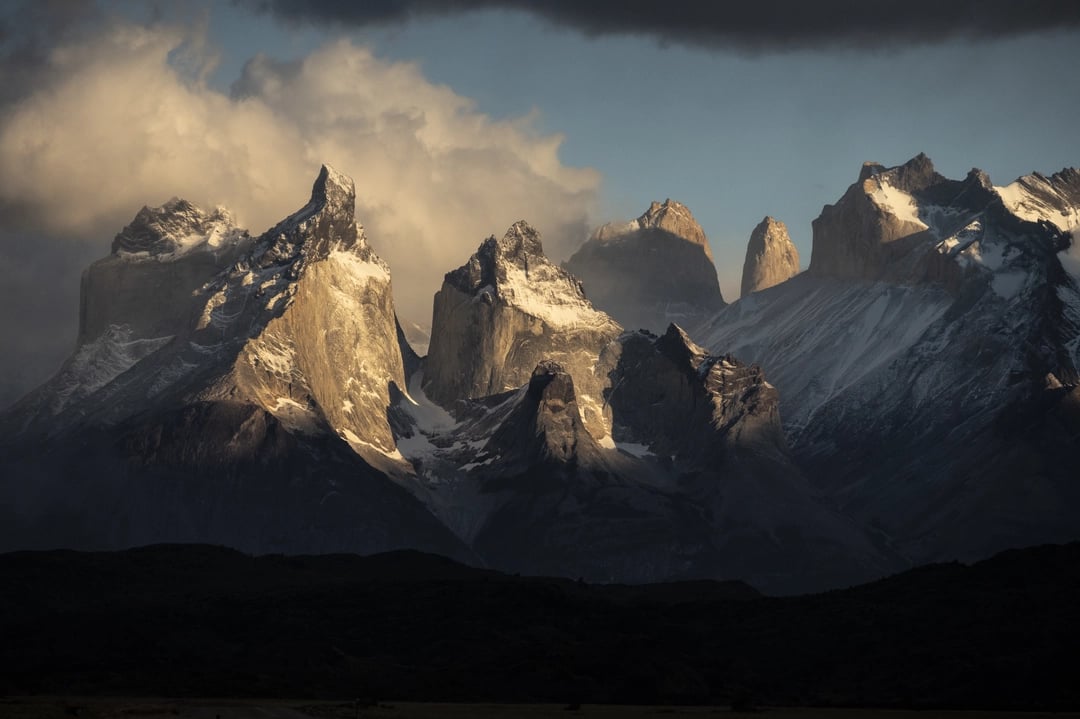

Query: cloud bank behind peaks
left=0, top=22, right=600, bottom=323
left=241, top=0, right=1080, bottom=51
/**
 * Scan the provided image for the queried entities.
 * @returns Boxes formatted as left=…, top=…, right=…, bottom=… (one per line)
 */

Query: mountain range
left=1, top=154, right=1077, bottom=594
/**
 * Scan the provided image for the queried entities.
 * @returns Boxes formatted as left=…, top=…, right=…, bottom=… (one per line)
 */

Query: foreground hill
left=1, top=542, right=1077, bottom=709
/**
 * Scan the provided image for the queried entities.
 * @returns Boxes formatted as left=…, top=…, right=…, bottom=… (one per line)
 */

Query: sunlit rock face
left=700, top=154, right=1080, bottom=566
left=564, top=199, right=724, bottom=334
left=741, top=216, right=800, bottom=297
left=423, top=220, right=622, bottom=440
left=16, top=152, right=1077, bottom=593
left=223, top=165, right=408, bottom=464
left=0, top=168, right=902, bottom=593
left=809, top=153, right=944, bottom=281
left=0, top=166, right=470, bottom=562
left=79, top=200, right=252, bottom=346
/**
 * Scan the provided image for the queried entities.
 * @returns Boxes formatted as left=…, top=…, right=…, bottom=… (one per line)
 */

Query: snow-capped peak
left=445, top=221, right=616, bottom=330
left=112, top=198, right=245, bottom=261
left=494, top=219, right=547, bottom=265
left=995, top=167, right=1080, bottom=233
left=255, top=163, right=367, bottom=271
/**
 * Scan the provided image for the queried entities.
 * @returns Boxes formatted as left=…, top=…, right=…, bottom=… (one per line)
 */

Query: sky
left=1, top=0, right=1078, bottom=407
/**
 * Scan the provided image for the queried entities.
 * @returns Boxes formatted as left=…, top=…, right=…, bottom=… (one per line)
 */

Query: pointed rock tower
left=741, top=216, right=800, bottom=297
left=0, top=165, right=473, bottom=562
left=423, top=221, right=622, bottom=439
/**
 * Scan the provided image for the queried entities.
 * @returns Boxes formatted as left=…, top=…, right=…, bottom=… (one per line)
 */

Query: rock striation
left=80, top=200, right=251, bottom=345
left=996, top=167, right=1080, bottom=232
left=563, top=199, right=724, bottom=333
left=223, top=165, right=409, bottom=463
left=741, top=216, right=800, bottom=297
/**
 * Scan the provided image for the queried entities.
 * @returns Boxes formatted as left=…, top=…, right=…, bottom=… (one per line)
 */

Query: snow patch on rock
left=997, top=180, right=1080, bottom=232
left=870, top=176, right=929, bottom=228
left=51, top=325, right=173, bottom=413
left=499, top=263, right=613, bottom=330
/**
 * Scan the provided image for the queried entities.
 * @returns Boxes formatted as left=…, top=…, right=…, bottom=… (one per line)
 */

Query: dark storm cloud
left=238, top=0, right=1080, bottom=50
left=0, top=1, right=104, bottom=408
left=0, top=0, right=101, bottom=103
left=0, top=7, right=152, bottom=406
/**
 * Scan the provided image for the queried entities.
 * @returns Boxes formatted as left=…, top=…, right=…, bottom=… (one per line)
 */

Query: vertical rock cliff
left=700, top=154, right=1080, bottom=567
left=741, top=216, right=800, bottom=297
left=0, top=166, right=470, bottom=561
left=423, top=221, right=622, bottom=439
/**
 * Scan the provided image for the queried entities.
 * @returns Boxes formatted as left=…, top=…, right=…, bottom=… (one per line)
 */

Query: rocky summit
left=0, top=165, right=470, bottom=563
left=2, top=155, right=1078, bottom=595
left=423, top=220, right=622, bottom=440
left=403, top=221, right=879, bottom=592
left=741, top=216, right=800, bottom=297
left=563, top=199, right=725, bottom=334
left=700, top=153, right=1080, bottom=566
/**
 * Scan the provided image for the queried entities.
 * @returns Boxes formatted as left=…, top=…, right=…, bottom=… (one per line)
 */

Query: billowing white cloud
left=0, top=22, right=600, bottom=323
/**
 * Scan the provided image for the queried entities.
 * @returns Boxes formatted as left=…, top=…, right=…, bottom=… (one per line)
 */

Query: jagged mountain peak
left=442, top=221, right=598, bottom=316
left=17, top=163, right=402, bottom=453
left=966, top=167, right=994, bottom=189
left=255, top=164, right=368, bottom=271
left=858, top=161, right=887, bottom=182
left=496, top=220, right=546, bottom=261
left=594, top=198, right=712, bottom=261
left=531, top=358, right=568, bottom=382
left=749, top=216, right=791, bottom=244
left=424, top=220, right=620, bottom=437
left=858, top=152, right=941, bottom=194
left=483, top=359, right=600, bottom=467
left=112, top=197, right=240, bottom=258
left=639, top=199, right=707, bottom=249
left=654, top=323, right=708, bottom=369
left=521, top=360, right=594, bottom=463
left=304, top=163, right=358, bottom=232
left=313, top=163, right=355, bottom=204
left=996, top=165, right=1080, bottom=232
left=452, top=220, right=549, bottom=283
left=603, top=323, right=787, bottom=469
left=809, top=153, right=1019, bottom=282
left=898, top=151, right=935, bottom=179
